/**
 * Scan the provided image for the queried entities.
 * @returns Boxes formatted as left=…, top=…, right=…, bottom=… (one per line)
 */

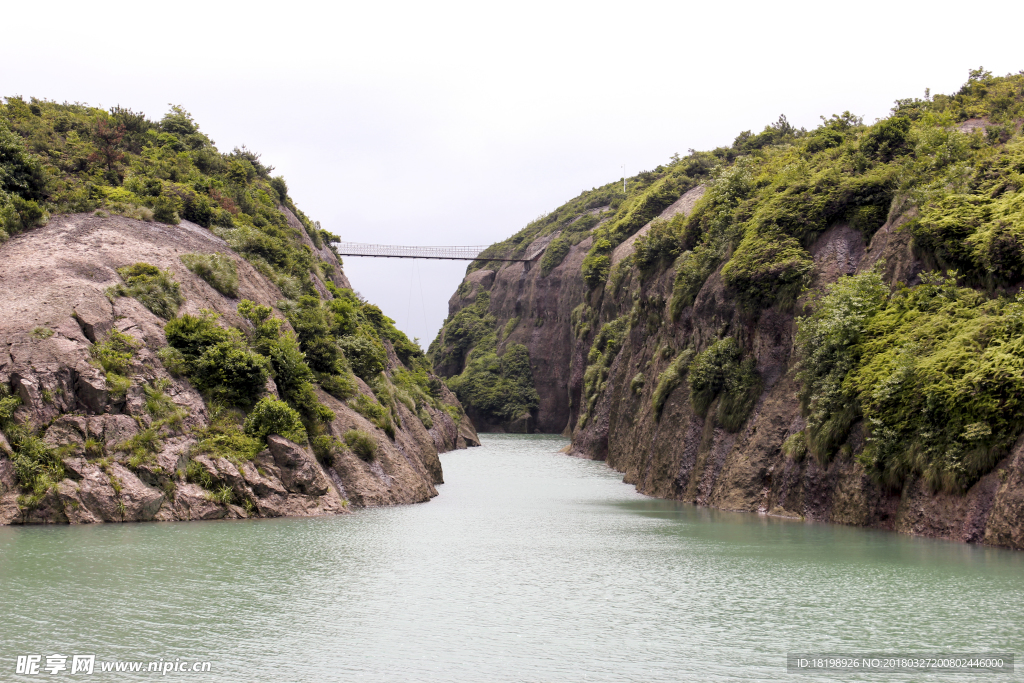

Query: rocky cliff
left=0, top=99, right=478, bottom=525
left=0, top=212, right=478, bottom=524
left=431, top=70, right=1024, bottom=549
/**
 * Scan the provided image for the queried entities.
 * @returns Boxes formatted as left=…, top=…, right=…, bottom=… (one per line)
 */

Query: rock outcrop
left=0, top=212, right=478, bottom=525
left=434, top=181, right=1024, bottom=550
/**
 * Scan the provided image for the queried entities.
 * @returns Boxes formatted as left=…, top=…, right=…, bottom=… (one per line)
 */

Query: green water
left=1, top=434, right=1021, bottom=682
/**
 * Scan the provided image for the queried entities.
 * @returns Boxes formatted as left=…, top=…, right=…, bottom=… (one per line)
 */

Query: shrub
left=633, top=216, right=684, bottom=272
left=344, top=429, right=377, bottom=461
left=207, top=485, right=234, bottom=505
left=796, top=271, right=889, bottom=462
left=782, top=432, right=808, bottom=461
left=243, top=396, right=307, bottom=444
left=185, top=459, right=213, bottom=489
left=10, top=433, right=64, bottom=493
left=581, top=239, right=612, bottom=288
left=311, top=434, right=344, bottom=465
left=181, top=252, right=239, bottom=297
left=156, top=346, right=188, bottom=376
left=152, top=195, right=180, bottom=224
left=192, top=407, right=264, bottom=464
left=652, top=349, right=694, bottom=419
left=350, top=393, right=388, bottom=423
left=689, top=337, right=761, bottom=430
left=105, top=373, right=132, bottom=397
left=720, top=231, right=813, bottom=310
left=338, top=335, right=387, bottom=381
left=860, top=115, right=911, bottom=161
left=90, top=329, right=141, bottom=397
left=0, top=124, right=48, bottom=201
left=91, top=328, right=141, bottom=375
left=799, top=271, right=1024, bottom=492
left=192, top=341, right=269, bottom=406
left=447, top=343, right=539, bottom=424
left=108, top=263, right=184, bottom=319
left=630, top=372, right=645, bottom=395
left=30, top=327, right=53, bottom=340
left=317, top=371, right=356, bottom=400
left=540, top=235, right=572, bottom=276
left=164, top=311, right=231, bottom=361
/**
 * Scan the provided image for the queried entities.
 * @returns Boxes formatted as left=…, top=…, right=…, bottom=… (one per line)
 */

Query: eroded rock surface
left=438, top=191, right=1024, bottom=550
left=0, top=213, right=478, bottom=525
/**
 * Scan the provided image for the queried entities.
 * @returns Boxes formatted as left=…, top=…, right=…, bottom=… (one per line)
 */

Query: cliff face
left=439, top=234, right=592, bottom=434
left=570, top=209, right=1024, bottom=548
left=432, top=72, right=1024, bottom=549
left=0, top=212, right=478, bottom=524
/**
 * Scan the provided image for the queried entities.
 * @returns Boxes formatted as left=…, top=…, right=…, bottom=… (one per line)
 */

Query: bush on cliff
left=91, top=328, right=143, bottom=398
left=579, top=316, right=630, bottom=426
left=164, top=311, right=232, bottom=362
left=0, top=385, right=64, bottom=498
left=108, top=263, right=184, bottom=319
left=652, top=349, right=695, bottom=419
left=244, top=396, right=307, bottom=444
left=447, top=343, right=539, bottom=424
left=191, top=341, right=270, bottom=406
left=181, top=252, right=239, bottom=297
left=798, top=269, right=1024, bottom=492
left=0, top=98, right=327, bottom=298
left=344, top=429, right=377, bottom=461
left=689, top=337, right=761, bottom=431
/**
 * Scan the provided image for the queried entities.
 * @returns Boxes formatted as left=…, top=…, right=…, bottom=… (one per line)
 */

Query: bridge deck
left=332, top=242, right=528, bottom=262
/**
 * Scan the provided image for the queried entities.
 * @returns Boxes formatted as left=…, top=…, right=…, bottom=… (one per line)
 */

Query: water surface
left=1, top=434, right=1021, bottom=681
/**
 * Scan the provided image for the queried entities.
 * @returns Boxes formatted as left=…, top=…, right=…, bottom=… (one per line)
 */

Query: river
left=1, top=434, right=1022, bottom=681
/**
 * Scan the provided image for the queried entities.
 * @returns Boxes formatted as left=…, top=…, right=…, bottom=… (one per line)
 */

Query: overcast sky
left=3, top=0, right=1022, bottom=345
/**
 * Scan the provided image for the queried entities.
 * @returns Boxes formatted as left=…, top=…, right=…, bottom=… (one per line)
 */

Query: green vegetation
left=651, top=349, right=695, bottom=419
left=782, top=431, right=808, bottom=462
left=430, top=290, right=539, bottom=424
left=579, top=317, right=629, bottom=427
left=539, top=235, right=572, bottom=276
left=344, top=429, right=377, bottom=461
left=243, top=396, right=307, bottom=444
left=91, top=328, right=142, bottom=398
left=107, top=263, right=184, bottom=319
left=428, top=290, right=495, bottom=373
left=797, top=269, right=1024, bottom=492
left=120, top=380, right=188, bottom=468
left=0, top=95, right=464, bottom=514
left=0, top=385, right=65, bottom=501
left=185, top=459, right=213, bottom=489
left=349, top=393, right=394, bottom=437
left=688, top=337, right=761, bottom=431
left=192, top=407, right=264, bottom=465
left=180, top=252, right=239, bottom=297
left=432, top=69, right=1024, bottom=488
left=447, top=343, right=539, bottom=424
left=0, top=98, right=335, bottom=297
left=164, top=311, right=267, bottom=406
left=581, top=238, right=613, bottom=288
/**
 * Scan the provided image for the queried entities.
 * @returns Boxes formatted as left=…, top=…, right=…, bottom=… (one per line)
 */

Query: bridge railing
left=332, top=242, right=528, bottom=262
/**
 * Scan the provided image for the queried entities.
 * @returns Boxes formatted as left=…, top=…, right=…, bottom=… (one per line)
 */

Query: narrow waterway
left=1, top=434, right=1021, bottom=681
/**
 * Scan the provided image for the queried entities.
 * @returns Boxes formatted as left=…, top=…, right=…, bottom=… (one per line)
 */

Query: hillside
left=430, top=69, right=1024, bottom=548
left=0, top=98, right=477, bottom=524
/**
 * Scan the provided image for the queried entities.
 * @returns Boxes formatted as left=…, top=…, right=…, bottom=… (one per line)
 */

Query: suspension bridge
left=332, top=242, right=530, bottom=262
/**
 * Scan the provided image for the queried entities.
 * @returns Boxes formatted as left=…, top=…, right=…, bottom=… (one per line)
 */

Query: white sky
left=3, top=0, right=1022, bottom=345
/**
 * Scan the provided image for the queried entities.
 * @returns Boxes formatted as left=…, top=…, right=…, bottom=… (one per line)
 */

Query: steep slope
left=432, top=69, right=1024, bottom=548
left=0, top=99, right=478, bottom=525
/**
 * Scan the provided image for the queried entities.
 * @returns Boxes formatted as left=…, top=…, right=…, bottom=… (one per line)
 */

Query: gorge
left=430, top=70, right=1024, bottom=550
